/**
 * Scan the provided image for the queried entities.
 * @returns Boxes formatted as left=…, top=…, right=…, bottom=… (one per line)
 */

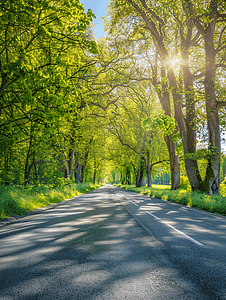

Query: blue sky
left=80, top=0, right=110, bottom=39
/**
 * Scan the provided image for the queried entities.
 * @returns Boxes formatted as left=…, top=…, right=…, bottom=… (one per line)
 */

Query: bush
left=0, top=182, right=102, bottom=220
left=114, top=183, right=226, bottom=216
left=180, top=175, right=191, bottom=191
left=222, top=176, right=226, bottom=185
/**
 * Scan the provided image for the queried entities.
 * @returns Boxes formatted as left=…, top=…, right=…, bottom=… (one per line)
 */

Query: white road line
left=146, top=211, right=160, bottom=220
left=163, top=222, right=203, bottom=246
left=123, top=205, right=155, bottom=238
left=128, top=199, right=203, bottom=247
left=124, top=197, right=139, bottom=206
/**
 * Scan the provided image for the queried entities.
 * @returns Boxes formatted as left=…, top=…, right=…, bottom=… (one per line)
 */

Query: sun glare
left=167, top=57, right=181, bottom=69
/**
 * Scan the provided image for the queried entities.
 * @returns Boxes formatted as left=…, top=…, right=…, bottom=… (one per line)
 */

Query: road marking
left=162, top=222, right=203, bottom=246
left=146, top=211, right=160, bottom=220
left=128, top=200, right=203, bottom=247
left=122, top=196, right=139, bottom=206
left=123, top=205, right=155, bottom=238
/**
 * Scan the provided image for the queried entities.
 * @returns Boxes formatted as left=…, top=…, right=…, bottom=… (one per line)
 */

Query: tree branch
left=217, top=101, right=226, bottom=109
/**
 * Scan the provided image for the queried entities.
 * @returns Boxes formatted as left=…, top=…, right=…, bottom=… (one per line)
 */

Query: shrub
left=0, top=182, right=102, bottom=220
left=180, top=175, right=191, bottom=191
left=114, top=183, right=226, bottom=216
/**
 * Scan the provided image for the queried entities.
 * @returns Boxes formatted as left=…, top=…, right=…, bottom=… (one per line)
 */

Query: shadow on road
left=0, top=186, right=224, bottom=299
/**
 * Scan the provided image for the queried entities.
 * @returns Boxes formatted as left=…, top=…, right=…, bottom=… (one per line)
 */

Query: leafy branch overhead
left=0, top=0, right=226, bottom=196
left=143, top=112, right=175, bottom=137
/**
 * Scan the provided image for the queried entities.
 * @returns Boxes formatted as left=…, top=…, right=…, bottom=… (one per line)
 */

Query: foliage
left=143, top=112, right=175, bottom=137
left=1, top=0, right=226, bottom=197
left=180, top=175, right=191, bottom=191
left=0, top=182, right=102, bottom=220
left=0, top=0, right=98, bottom=185
left=114, top=184, right=226, bottom=216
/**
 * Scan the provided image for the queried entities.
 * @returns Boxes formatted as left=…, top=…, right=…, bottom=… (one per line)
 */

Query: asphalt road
left=0, top=184, right=226, bottom=299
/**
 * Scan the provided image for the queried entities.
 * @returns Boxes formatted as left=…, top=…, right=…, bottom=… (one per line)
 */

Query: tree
left=107, top=0, right=226, bottom=194
left=0, top=0, right=97, bottom=185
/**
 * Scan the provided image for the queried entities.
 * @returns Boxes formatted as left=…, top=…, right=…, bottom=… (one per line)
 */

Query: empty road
left=0, top=184, right=226, bottom=299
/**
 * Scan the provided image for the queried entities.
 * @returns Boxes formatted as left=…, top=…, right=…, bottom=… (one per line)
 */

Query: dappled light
left=0, top=186, right=226, bottom=299
left=1, top=0, right=226, bottom=298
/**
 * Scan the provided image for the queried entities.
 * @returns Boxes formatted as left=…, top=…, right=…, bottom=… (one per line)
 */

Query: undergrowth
left=0, top=182, right=102, bottom=220
left=114, top=183, right=226, bottom=216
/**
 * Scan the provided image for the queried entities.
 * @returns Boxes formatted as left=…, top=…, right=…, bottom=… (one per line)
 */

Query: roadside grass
left=0, top=182, right=102, bottom=220
left=114, top=183, right=226, bottom=216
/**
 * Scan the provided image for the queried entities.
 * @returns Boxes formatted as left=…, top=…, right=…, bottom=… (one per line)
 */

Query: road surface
left=0, top=184, right=226, bottom=299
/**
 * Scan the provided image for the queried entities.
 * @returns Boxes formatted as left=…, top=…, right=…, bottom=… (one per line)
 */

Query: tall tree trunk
left=186, top=0, right=222, bottom=194
left=24, top=162, right=34, bottom=186
left=164, top=135, right=180, bottom=190
left=62, top=148, right=74, bottom=180
left=24, top=146, right=34, bottom=186
left=180, top=36, right=202, bottom=191
left=112, top=171, right=116, bottom=183
left=125, top=165, right=131, bottom=184
left=136, top=169, right=141, bottom=187
left=127, top=0, right=199, bottom=190
left=81, top=150, right=89, bottom=183
left=33, top=160, right=38, bottom=184
left=68, top=149, right=74, bottom=180
left=146, top=149, right=152, bottom=187
left=62, top=152, right=69, bottom=178
left=166, top=67, right=202, bottom=191
left=93, top=160, right=97, bottom=184
left=136, top=157, right=146, bottom=187
left=156, top=65, right=181, bottom=190
left=75, top=164, right=82, bottom=184
left=202, top=16, right=220, bottom=194
left=93, top=168, right=96, bottom=184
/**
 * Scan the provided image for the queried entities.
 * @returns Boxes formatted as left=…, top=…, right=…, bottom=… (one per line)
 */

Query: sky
left=80, top=0, right=110, bottom=39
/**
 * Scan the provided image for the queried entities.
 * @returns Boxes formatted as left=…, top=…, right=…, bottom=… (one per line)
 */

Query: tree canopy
left=1, top=0, right=226, bottom=195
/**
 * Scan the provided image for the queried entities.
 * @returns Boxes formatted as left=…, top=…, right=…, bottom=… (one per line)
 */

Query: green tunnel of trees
left=1, top=0, right=226, bottom=195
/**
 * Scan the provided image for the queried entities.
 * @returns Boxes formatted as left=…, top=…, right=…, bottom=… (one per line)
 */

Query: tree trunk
left=202, top=17, right=220, bottom=194
left=125, top=165, right=131, bottom=184
left=24, top=150, right=34, bottom=186
left=141, top=177, right=147, bottom=187
left=62, top=152, right=69, bottom=178
left=166, top=67, right=202, bottom=191
left=180, top=41, right=202, bottom=191
left=146, top=149, right=152, bottom=187
left=136, top=157, right=146, bottom=187
left=156, top=66, right=181, bottom=190
left=129, top=3, right=199, bottom=190
left=93, top=160, right=97, bottom=184
left=136, top=169, right=141, bottom=187
left=93, top=168, right=96, bottom=184
left=62, top=149, right=74, bottom=180
left=24, top=163, right=34, bottom=185
left=68, top=149, right=74, bottom=180
left=112, top=171, right=116, bottom=183
left=81, top=150, right=89, bottom=183
left=75, top=164, right=82, bottom=184
left=164, top=135, right=180, bottom=190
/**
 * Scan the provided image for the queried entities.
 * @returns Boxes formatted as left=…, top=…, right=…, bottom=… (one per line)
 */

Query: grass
left=0, top=182, right=102, bottom=220
left=114, top=183, right=226, bottom=216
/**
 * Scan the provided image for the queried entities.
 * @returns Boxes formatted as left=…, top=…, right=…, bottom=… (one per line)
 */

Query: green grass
left=114, top=183, right=226, bottom=216
left=0, top=182, right=102, bottom=220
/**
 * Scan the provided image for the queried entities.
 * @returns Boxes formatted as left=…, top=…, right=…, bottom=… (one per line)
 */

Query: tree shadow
left=0, top=186, right=222, bottom=299
left=120, top=186, right=226, bottom=299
